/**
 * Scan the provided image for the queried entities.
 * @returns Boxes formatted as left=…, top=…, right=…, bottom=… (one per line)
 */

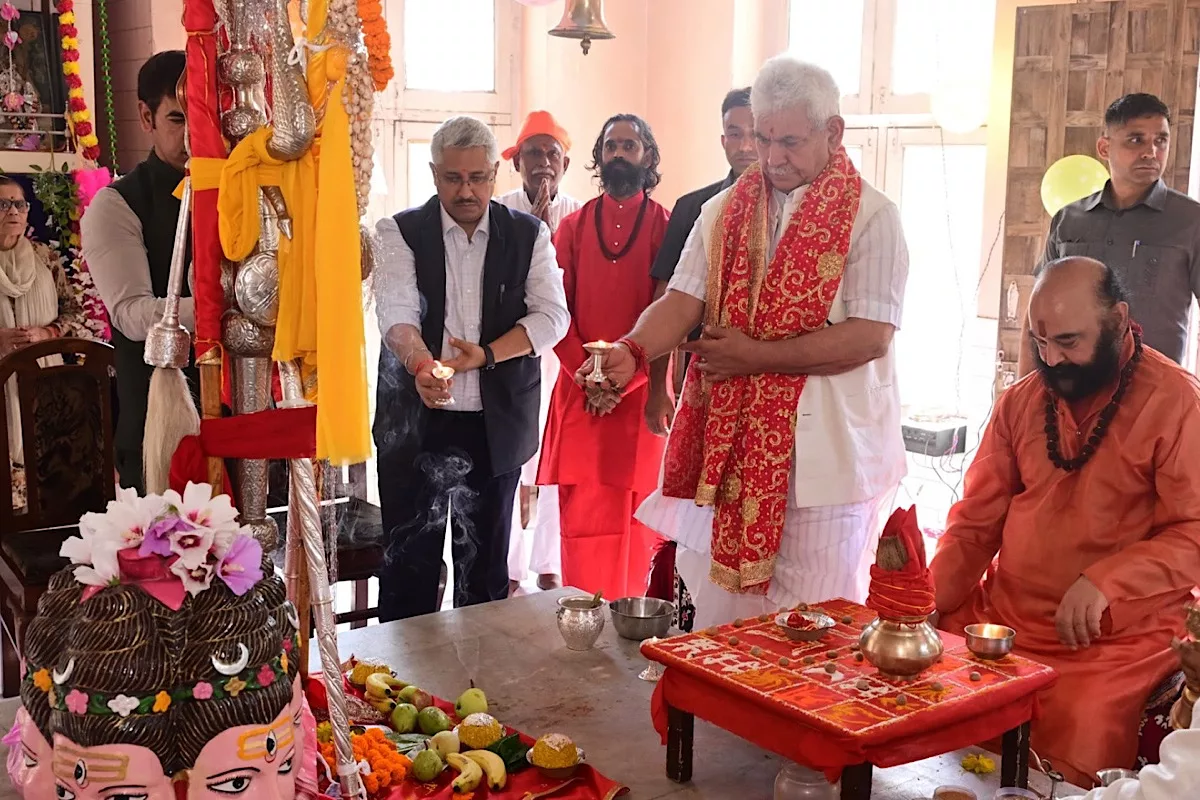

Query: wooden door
left=994, top=0, right=1200, bottom=394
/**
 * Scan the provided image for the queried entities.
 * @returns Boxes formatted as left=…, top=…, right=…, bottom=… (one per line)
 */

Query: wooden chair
left=0, top=338, right=116, bottom=696
left=268, top=460, right=389, bottom=628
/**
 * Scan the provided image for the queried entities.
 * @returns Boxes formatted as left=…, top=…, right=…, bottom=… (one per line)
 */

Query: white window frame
left=384, top=0, right=518, bottom=123
left=787, top=0, right=878, bottom=115
left=882, top=126, right=990, bottom=196
left=842, top=127, right=883, bottom=187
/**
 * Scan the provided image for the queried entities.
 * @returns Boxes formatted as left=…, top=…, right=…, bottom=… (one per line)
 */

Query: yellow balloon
left=1041, top=155, right=1109, bottom=217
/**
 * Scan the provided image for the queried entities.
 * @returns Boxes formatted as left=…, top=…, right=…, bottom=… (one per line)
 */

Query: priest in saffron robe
left=536, top=114, right=671, bottom=598
left=580, top=57, right=909, bottom=625
left=497, top=111, right=582, bottom=593
left=931, top=256, right=1200, bottom=788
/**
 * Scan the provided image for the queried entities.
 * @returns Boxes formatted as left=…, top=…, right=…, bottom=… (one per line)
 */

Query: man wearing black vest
left=83, top=51, right=191, bottom=494
left=373, top=115, right=569, bottom=620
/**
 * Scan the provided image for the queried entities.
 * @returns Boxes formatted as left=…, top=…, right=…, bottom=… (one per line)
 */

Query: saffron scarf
left=662, top=150, right=860, bottom=593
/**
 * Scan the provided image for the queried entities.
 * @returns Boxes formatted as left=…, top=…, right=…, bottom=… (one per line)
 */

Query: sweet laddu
left=5, top=483, right=318, bottom=799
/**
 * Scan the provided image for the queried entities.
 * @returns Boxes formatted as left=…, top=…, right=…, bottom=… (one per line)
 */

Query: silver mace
left=144, top=178, right=193, bottom=370
left=278, top=359, right=363, bottom=799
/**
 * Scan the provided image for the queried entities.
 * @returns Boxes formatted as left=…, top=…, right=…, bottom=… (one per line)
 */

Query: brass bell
left=549, top=0, right=615, bottom=55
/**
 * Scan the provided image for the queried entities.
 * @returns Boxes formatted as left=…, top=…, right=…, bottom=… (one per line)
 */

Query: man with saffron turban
left=585, top=56, right=910, bottom=626
left=932, top=257, right=1200, bottom=787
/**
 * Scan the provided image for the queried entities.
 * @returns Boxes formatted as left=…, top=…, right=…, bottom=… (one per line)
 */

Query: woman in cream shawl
left=0, top=176, right=89, bottom=505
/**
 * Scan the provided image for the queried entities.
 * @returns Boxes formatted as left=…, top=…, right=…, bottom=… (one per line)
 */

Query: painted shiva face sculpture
left=10, top=679, right=306, bottom=800
left=7, top=707, right=54, bottom=800
left=186, top=696, right=300, bottom=800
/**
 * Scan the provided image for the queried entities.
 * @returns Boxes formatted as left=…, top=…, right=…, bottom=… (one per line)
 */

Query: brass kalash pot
left=858, top=510, right=943, bottom=679
left=859, top=617, right=944, bottom=679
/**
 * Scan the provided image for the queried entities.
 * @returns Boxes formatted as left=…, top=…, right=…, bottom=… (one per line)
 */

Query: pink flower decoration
left=0, top=3, right=17, bottom=22
left=65, top=690, right=88, bottom=715
left=192, top=681, right=213, bottom=700
left=282, top=637, right=293, bottom=653
left=2, top=91, right=21, bottom=111
left=3, top=30, right=19, bottom=51
left=216, top=534, right=263, bottom=596
left=257, top=664, right=275, bottom=688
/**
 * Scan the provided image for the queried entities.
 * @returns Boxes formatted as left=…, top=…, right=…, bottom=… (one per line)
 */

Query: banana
left=365, top=672, right=406, bottom=699
left=364, top=694, right=396, bottom=714
left=445, top=752, right=483, bottom=793
left=462, top=750, right=506, bottom=790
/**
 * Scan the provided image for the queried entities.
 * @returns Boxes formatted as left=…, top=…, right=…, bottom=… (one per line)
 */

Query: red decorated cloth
left=867, top=506, right=936, bottom=622
left=168, top=406, right=318, bottom=493
left=661, top=153, right=860, bottom=594
left=318, top=676, right=628, bottom=800
left=183, top=0, right=226, bottom=361
left=643, top=598, right=1057, bottom=783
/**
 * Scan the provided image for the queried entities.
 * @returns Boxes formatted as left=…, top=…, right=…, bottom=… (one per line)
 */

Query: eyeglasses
left=439, top=172, right=495, bottom=187
left=0, top=199, right=28, bottom=213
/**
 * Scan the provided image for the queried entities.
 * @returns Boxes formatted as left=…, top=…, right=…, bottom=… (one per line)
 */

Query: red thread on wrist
left=412, top=357, right=435, bottom=376
left=617, top=337, right=649, bottom=373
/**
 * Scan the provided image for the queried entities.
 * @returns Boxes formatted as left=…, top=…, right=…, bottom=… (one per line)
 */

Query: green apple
left=454, top=687, right=488, bottom=718
left=417, top=706, right=453, bottom=735
left=397, top=685, right=420, bottom=704
left=390, top=703, right=418, bottom=734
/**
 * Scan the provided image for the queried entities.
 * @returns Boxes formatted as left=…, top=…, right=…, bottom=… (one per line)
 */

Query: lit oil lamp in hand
left=431, top=361, right=455, bottom=406
left=583, top=340, right=614, bottom=385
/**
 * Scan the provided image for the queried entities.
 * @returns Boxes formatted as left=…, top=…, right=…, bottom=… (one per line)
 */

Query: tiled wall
left=105, top=0, right=183, bottom=173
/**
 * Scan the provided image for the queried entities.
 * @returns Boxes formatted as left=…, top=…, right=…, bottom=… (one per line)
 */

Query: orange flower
left=357, top=0, right=394, bottom=91
left=32, top=669, right=51, bottom=693
left=152, top=691, right=171, bottom=713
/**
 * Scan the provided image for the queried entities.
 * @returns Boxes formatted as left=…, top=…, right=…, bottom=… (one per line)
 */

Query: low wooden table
left=0, top=589, right=1084, bottom=799
left=644, top=599, right=1060, bottom=800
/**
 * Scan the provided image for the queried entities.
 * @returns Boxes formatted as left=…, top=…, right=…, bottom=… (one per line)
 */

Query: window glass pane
left=405, top=0, right=495, bottom=92
left=892, top=0, right=996, bottom=96
left=788, top=0, right=864, bottom=97
left=893, top=144, right=988, bottom=417
left=407, top=141, right=436, bottom=207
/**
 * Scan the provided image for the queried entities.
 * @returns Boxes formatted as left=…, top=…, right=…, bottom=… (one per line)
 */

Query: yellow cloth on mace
left=214, top=0, right=370, bottom=464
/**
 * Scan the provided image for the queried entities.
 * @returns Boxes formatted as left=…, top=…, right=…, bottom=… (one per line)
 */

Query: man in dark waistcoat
left=82, top=50, right=193, bottom=495
left=373, top=115, right=569, bottom=620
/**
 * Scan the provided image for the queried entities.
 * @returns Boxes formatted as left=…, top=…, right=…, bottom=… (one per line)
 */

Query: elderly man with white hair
left=586, top=56, right=910, bottom=627
left=372, top=114, right=570, bottom=620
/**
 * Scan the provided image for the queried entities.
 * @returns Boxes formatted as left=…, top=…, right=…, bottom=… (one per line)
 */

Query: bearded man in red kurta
left=931, top=256, right=1200, bottom=788
left=537, top=114, right=670, bottom=598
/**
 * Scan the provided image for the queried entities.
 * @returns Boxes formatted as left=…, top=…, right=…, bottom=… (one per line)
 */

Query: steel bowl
left=609, top=597, right=674, bottom=640
left=527, top=745, right=586, bottom=780
left=775, top=611, right=836, bottom=641
left=931, top=787, right=977, bottom=800
left=964, top=623, right=1016, bottom=660
left=1096, top=768, right=1138, bottom=787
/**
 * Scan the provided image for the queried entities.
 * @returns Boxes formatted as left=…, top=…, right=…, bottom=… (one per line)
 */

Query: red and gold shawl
left=662, top=150, right=861, bottom=593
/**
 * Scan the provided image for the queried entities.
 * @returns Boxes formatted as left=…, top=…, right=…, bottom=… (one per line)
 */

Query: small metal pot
left=556, top=596, right=606, bottom=651
left=859, top=617, right=944, bottom=679
left=609, top=596, right=674, bottom=641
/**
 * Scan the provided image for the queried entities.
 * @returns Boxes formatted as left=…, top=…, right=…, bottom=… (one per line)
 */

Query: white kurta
left=636, top=177, right=910, bottom=629
left=1079, top=710, right=1200, bottom=799
left=498, top=187, right=583, bottom=582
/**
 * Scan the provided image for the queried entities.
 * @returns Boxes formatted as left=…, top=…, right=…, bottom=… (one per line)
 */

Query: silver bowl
left=775, top=611, right=836, bottom=642
left=556, top=596, right=605, bottom=651
left=609, top=597, right=674, bottom=641
left=964, top=623, right=1016, bottom=660
left=1096, top=768, right=1138, bottom=787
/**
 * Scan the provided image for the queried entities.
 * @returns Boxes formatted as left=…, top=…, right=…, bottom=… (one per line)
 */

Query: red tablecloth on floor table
left=642, top=598, right=1057, bottom=783
left=323, top=676, right=628, bottom=800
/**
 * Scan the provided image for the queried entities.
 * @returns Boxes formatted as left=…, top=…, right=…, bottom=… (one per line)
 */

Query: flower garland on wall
left=55, top=0, right=100, bottom=162
left=31, top=165, right=111, bottom=341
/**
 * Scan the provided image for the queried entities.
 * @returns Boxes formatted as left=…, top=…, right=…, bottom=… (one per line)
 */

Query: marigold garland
left=318, top=728, right=410, bottom=797
left=54, top=0, right=100, bottom=162
left=356, top=0, right=393, bottom=92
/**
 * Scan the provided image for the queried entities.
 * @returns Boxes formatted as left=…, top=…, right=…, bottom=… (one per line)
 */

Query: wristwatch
left=482, top=343, right=496, bottom=371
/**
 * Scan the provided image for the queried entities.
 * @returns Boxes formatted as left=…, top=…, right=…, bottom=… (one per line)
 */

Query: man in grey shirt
left=81, top=51, right=192, bottom=492
left=1019, top=93, right=1200, bottom=376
